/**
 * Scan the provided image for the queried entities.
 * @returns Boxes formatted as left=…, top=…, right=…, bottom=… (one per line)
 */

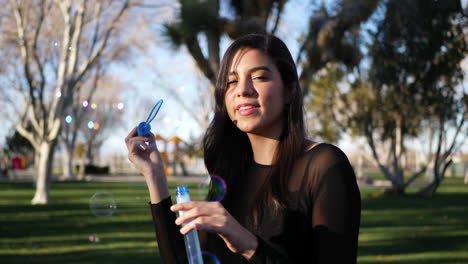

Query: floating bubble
left=65, top=115, right=72, bottom=124
left=207, top=175, right=226, bottom=202
left=88, top=121, right=94, bottom=129
left=82, top=100, right=89, bottom=108
left=91, top=103, right=97, bottom=109
left=93, top=122, right=100, bottom=130
left=201, top=251, right=221, bottom=264
left=53, top=41, right=59, bottom=47
left=88, top=234, right=100, bottom=243
left=89, top=192, right=117, bottom=218
left=56, top=91, right=62, bottom=98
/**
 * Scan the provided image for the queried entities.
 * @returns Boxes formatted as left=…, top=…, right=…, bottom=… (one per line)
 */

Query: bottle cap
left=137, top=122, right=151, bottom=137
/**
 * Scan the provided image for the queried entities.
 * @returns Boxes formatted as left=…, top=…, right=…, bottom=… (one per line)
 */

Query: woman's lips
left=237, top=105, right=259, bottom=116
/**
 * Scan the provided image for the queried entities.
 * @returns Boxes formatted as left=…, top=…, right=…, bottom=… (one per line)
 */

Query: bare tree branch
left=74, top=0, right=130, bottom=83
left=269, top=1, right=285, bottom=35
left=185, top=35, right=217, bottom=85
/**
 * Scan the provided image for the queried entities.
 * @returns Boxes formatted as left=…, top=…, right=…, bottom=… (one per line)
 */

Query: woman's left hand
left=171, top=201, right=258, bottom=259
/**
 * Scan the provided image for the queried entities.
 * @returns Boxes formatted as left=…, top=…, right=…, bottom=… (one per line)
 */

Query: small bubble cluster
left=88, top=234, right=100, bottom=243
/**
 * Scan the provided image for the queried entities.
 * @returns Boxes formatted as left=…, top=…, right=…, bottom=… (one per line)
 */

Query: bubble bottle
left=175, top=185, right=203, bottom=264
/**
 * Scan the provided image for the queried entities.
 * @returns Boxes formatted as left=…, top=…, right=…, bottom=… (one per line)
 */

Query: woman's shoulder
left=288, top=141, right=355, bottom=207
left=302, top=141, right=350, bottom=165
left=295, top=141, right=356, bottom=196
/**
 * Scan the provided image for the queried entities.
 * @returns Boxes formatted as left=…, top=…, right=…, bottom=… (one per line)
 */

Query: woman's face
left=224, top=48, right=287, bottom=138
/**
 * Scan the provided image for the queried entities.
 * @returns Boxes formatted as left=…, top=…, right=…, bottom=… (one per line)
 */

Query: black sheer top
left=150, top=143, right=361, bottom=263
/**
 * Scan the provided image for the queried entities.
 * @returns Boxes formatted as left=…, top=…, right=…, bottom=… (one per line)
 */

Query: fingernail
left=139, top=144, right=146, bottom=151
left=170, top=205, right=175, bottom=211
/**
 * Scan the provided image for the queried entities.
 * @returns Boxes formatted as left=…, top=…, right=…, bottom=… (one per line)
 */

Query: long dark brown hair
left=203, top=33, right=306, bottom=226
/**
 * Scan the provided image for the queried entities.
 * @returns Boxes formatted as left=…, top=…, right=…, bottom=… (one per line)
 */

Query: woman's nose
left=236, top=79, right=255, bottom=97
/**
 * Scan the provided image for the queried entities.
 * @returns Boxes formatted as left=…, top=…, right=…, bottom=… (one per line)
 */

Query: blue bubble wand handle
left=137, top=99, right=164, bottom=136
left=175, top=185, right=204, bottom=264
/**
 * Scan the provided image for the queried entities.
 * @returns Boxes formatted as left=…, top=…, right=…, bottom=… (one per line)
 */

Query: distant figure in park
left=125, top=33, right=361, bottom=263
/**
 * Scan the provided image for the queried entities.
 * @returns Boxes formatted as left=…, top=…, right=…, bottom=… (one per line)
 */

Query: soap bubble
left=206, top=175, right=226, bottom=202
left=89, top=192, right=117, bottom=218
left=88, top=234, right=100, bottom=243
left=201, top=251, right=221, bottom=264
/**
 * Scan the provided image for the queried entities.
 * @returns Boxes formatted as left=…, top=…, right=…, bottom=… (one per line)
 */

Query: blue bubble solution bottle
left=175, top=185, right=203, bottom=264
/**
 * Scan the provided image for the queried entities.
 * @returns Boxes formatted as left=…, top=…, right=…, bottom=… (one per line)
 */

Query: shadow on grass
left=358, top=184, right=468, bottom=264
left=359, top=234, right=468, bottom=255
left=0, top=201, right=156, bottom=238
left=0, top=246, right=162, bottom=264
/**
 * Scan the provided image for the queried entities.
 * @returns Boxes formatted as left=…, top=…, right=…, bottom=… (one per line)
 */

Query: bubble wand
left=137, top=99, right=164, bottom=136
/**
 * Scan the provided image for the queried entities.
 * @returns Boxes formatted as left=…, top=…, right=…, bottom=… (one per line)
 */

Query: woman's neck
left=247, top=133, right=280, bottom=165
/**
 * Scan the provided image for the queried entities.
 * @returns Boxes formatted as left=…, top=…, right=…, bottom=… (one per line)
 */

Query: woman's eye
left=253, top=76, right=266, bottom=81
left=227, top=80, right=237, bottom=86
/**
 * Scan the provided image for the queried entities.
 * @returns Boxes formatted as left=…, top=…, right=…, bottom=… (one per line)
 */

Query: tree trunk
left=32, top=151, right=41, bottom=188
left=416, top=181, right=440, bottom=198
left=77, top=143, right=90, bottom=181
left=31, top=140, right=57, bottom=205
left=383, top=182, right=406, bottom=195
left=77, top=157, right=86, bottom=181
left=464, top=165, right=468, bottom=184
left=356, top=152, right=363, bottom=178
left=61, top=142, right=74, bottom=180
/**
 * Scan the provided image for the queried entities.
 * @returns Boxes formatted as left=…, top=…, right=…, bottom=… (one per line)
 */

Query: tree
left=1, top=127, right=34, bottom=177
left=4, top=127, right=34, bottom=157
left=164, top=0, right=378, bottom=87
left=59, top=65, right=102, bottom=180
left=0, top=0, right=153, bottom=204
left=76, top=82, right=126, bottom=180
left=316, top=0, right=467, bottom=195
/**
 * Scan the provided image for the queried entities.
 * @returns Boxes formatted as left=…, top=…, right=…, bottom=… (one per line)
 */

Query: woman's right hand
left=125, top=127, right=169, bottom=203
left=125, top=127, right=162, bottom=174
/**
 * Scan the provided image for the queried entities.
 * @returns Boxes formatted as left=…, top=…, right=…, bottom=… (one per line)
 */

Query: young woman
left=125, top=33, right=361, bottom=263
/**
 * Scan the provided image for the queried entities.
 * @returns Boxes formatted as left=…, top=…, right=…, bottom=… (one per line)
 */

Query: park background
left=1, top=0, right=467, bottom=263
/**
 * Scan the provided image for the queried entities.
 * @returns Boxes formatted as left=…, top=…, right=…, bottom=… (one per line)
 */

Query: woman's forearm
left=145, top=166, right=170, bottom=204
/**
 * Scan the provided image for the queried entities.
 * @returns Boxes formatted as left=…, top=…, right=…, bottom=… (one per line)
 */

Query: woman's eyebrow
left=248, top=66, right=271, bottom=74
left=228, top=66, right=271, bottom=76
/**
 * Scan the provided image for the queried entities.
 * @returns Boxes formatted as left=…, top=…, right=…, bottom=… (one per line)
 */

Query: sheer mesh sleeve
left=309, top=146, right=361, bottom=263
left=149, top=197, right=188, bottom=264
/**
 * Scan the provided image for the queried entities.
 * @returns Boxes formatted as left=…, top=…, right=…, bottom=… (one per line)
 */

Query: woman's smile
left=237, top=103, right=260, bottom=116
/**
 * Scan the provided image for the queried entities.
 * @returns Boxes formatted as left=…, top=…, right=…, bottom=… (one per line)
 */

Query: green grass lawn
left=0, top=177, right=467, bottom=263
